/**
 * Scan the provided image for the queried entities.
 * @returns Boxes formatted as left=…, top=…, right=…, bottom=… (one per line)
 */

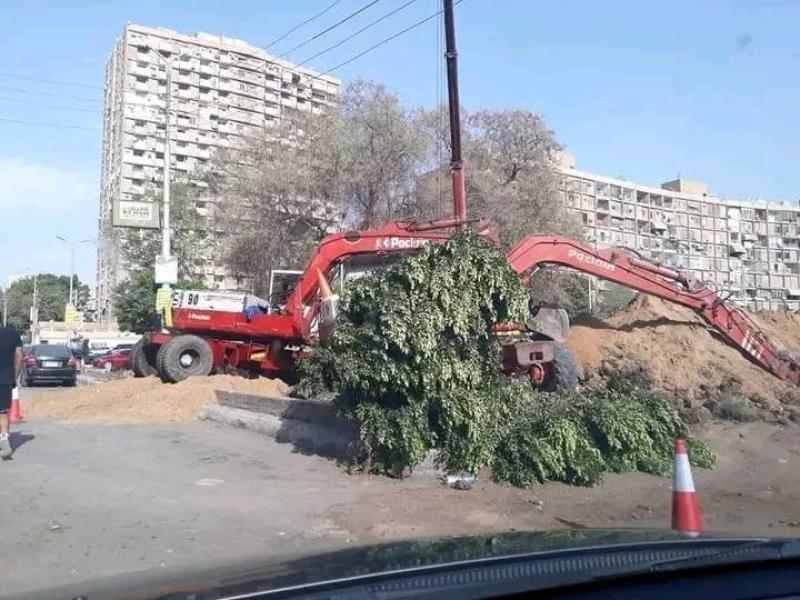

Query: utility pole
left=162, top=64, right=172, bottom=267
left=444, top=0, right=466, bottom=223
left=31, top=274, right=39, bottom=344
left=147, top=46, right=191, bottom=309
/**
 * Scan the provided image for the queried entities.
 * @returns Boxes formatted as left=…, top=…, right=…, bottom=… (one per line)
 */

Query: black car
left=22, top=344, right=78, bottom=387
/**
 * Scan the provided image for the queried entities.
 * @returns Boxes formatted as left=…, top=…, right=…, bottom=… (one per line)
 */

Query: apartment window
left=132, top=164, right=143, bottom=171
left=219, top=91, right=229, bottom=98
left=156, top=152, right=164, bottom=159
left=137, top=46, right=148, bottom=54
left=200, top=73, right=210, bottom=80
left=176, top=155, right=186, bottom=162
left=135, top=76, right=147, bottom=83
left=200, top=87, right=210, bottom=94
left=178, top=83, right=189, bottom=90
left=133, top=149, right=144, bottom=157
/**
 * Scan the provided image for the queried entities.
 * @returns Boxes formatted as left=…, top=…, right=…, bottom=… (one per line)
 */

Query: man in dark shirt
left=0, top=326, right=23, bottom=459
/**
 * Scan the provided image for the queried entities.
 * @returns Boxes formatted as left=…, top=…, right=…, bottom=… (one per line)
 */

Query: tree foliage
left=412, top=108, right=582, bottom=247
left=112, top=269, right=161, bottom=334
left=209, top=80, right=427, bottom=294
left=493, top=371, right=715, bottom=487
left=2, top=274, right=89, bottom=331
left=207, top=80, right=578, bottom=295
left=296, top=233, right=530, bottom=474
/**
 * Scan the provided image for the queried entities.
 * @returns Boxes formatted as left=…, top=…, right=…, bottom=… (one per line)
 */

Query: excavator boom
left=507, top=235, right=800, bottom=385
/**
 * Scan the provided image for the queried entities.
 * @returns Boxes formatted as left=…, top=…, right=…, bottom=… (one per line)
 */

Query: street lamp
left=54, top=236, right=92, bottom=306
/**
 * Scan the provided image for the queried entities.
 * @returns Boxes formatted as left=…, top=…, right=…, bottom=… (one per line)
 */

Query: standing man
left=0, top=325, right=23, bottom=459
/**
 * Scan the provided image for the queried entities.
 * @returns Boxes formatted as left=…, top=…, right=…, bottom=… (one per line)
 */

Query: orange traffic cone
left=672, top=438, right=702, bottom=537
left=9, top=387, right=22, bottom=423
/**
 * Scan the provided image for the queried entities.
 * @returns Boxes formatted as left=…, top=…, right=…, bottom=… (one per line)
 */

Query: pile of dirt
left=567, top=296, right=800, bottom=418
left=25, top=375, right=289, bottom=423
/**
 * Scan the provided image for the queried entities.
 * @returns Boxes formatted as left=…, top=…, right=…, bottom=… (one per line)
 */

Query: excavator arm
left=507, top=236, right=800, bottom=385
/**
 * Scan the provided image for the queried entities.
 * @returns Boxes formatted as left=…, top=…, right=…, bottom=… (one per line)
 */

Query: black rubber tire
left=130, top=339, right=159, bottom=378
left=540, top=342, right=580, bottom=392
left=155, top=342, right=170, bottom=378
left=158, top=335, right=214, bottom=383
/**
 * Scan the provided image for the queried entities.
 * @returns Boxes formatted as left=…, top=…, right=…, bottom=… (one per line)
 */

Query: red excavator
left=130, top=1, right=800, bottom=390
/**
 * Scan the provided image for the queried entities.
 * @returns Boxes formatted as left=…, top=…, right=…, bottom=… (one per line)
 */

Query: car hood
left=26, top=529, right=790, bottom=600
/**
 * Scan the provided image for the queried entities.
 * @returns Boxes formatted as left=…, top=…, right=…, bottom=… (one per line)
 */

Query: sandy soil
left=566, top=296, right=800, bottom=417
left=329, top=421, right=800, bottom=539
left=24, top=375, right=288, bottom=423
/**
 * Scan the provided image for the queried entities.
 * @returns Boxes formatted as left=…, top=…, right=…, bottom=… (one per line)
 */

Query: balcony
left=729, top=244, right=746, bottom=257
left=650, top=220, right=667, bottom=234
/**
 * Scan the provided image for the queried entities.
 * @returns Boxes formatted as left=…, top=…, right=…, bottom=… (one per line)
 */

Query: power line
left=320, top=0, right=463, bottom=75
left=0, top=85, right=101, bottom=104
left=0, top=116, right=100, bottom=131
left=296, top=0, right=419, bottom=68
left=278, top=0, right=384, bottom=59
left=264, top=0, right=343, bottom=50
left=0, top=96, right=101, bottom=114
left=0, top=71, right=99, bottom=90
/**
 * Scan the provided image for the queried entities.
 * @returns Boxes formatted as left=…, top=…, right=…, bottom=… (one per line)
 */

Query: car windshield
left=31, top=345, right=71, bottom=359
left=3, top=1, right=800, bottom=598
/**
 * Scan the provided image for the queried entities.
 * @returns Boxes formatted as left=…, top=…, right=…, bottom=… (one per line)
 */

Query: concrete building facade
left=558, top=154, right=800, bottom=311
left=97, top=24, right=340, bottom=319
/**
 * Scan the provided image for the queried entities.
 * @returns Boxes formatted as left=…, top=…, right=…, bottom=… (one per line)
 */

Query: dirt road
left=3, top=405, right=799, bottom=596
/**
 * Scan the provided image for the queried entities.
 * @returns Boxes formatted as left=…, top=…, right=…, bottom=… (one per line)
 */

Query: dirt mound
left=750, top=311, right=800, bottom=355
left=25, top=375, right=289, bottom=423
left=567, top=296, right=800, bottom=416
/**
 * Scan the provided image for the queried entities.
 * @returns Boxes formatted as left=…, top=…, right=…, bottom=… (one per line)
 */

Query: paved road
left=5, top=395, right=800, bottom=597
left=1, top=416, right=358, bottom=597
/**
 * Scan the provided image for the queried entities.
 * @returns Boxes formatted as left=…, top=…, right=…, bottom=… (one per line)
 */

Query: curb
left=200, top=404, right=359, bottom=460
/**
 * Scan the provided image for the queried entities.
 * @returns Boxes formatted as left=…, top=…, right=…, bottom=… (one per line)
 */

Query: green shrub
left=492, top=372, right=715, bottom=487
left=298, top=233, right=529, bottom=475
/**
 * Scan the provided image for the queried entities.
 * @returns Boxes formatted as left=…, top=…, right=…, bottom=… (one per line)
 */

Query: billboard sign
left=113, top=199, right=160, bottom=229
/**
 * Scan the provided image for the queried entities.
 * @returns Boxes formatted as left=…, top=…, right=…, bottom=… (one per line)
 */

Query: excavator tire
left=541, top=342, right=580, bottom=392
left=155, top=342, right=170, bottom=378
left=130, top=339, right=159, bottom=378
left=158, top=335, right=214, bottom=383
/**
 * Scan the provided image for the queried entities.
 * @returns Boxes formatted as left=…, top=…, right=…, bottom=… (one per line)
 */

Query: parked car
left=22, top=344, right=78, bottom=386
left=92, top=348, right=132, bottom=372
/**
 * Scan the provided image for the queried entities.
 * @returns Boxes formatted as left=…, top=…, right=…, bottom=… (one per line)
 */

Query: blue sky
left=0, top=0, right=798, bottom=287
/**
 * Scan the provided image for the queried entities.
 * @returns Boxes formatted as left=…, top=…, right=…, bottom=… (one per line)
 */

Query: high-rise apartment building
left=97, top=24, right=340, bottom=320
left=558, top=153, right=800, bottom=311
